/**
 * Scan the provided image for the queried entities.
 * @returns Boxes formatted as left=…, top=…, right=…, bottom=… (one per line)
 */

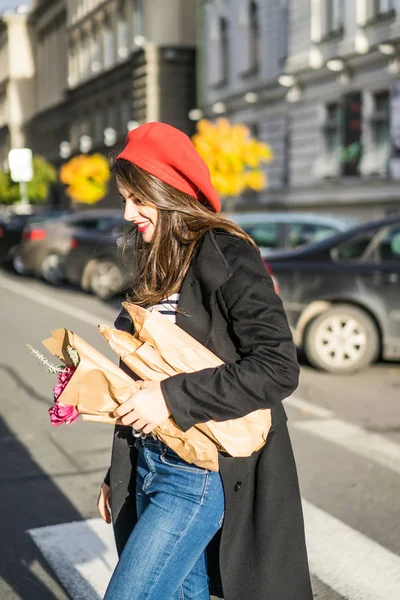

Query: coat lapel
left=176, top=231, right=232, bottom=345
left=114, top=231, right=232, bottom=345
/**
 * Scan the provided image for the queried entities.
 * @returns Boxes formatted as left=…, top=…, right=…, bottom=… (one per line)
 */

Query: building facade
left=198, top=0, right=400, bottom=218
left=26, top=0, right=197, bottom=169
left=0, top=6, right=36, bottom=170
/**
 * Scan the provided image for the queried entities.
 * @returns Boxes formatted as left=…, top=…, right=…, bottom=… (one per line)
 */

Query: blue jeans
left=104, top=437, right=225, bottom=600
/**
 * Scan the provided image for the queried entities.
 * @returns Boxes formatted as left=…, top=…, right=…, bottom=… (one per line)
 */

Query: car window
left=240, top=222, right=279, bottom=249
left=67, top=218, right=98, bottom=229
left=332, top=230, right=378, bottom=261
left=288, top=223, right=338, bottom=248
left=377, top=227, right=400, bottom=262
left=96, top=217, right=124, bottom=231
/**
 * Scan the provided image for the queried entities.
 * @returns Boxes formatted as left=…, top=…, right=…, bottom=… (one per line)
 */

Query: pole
left=18, top=181, right=31, bottom=214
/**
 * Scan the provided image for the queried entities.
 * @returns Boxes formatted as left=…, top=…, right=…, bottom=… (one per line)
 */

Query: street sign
left=8, top=148, right=33, bottom=183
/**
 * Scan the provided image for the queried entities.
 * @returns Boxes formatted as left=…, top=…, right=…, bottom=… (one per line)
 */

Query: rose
left=53, top=365, right=76, bottom=401
left=49, top=402, right=79, bottom=426
left=49, top=365, right=79, bottom=426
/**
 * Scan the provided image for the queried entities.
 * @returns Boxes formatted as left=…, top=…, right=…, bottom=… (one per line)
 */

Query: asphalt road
left=0, top=268, right=399, bottom=600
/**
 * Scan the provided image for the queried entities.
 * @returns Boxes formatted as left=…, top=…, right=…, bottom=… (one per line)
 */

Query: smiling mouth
left=136, top=221, right=151, bottom=233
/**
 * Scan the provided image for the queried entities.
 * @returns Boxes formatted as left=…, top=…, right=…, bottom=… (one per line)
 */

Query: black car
left=0, top=209, right=69, bottom=267
left=65, top=219, right=136, bottom=300
left=265, top=214, right=400, bottom=374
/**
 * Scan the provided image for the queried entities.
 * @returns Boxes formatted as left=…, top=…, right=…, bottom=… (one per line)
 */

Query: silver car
left=16, top=209, right=123, bottom=284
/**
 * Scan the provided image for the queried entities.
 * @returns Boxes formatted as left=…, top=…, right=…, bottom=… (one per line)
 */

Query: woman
left=98, top=122, right=313, bottom=600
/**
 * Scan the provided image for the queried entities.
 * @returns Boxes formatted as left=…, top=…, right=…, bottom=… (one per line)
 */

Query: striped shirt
left=151, top=293, right=180, bottom=323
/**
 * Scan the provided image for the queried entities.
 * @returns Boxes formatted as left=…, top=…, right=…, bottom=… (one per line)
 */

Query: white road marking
left=0, top=274, right=112, bottom=327
left=28, top=519, right=118, bottom=600
left=285, top=395, right=335, bottom=419
left=303, top=499, right=400, bottom=600
left=295, top=418, right=400, bottom=476
left=29, top=502, right=400, bottom=600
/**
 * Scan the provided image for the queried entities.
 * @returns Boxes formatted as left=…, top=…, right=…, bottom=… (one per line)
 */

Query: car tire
left=12, top=252, right=26, bottom=275
left=40, top=252, right=65, bottom=285
left=304, top=304, right=380, bottom=374
left=89, top=260, right=124, bottom=300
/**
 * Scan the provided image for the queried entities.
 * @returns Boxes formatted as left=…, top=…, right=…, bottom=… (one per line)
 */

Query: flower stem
left=26, top=345, right=64, bottom=373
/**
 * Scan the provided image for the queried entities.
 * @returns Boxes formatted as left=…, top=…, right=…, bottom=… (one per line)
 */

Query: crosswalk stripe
left=0, top=274, right=112, bottom=327
left=303, top=500, right=400, bottom=599
left=28, top=499, right=400, bottom=600
left=294, top=418, right=400, bottom=476
left=28, top=519, right=117, bottom=600
left=285, top=395, right=335, bottom=419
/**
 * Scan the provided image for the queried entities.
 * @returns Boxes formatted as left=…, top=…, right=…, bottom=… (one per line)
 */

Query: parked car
left=225, top=212, right=359, bottom=256
left=65, top=219, right=134, bottom=300
left=16, top=209, right=123, bottom=284
left=264, top=214, right=400, bottom=374
left=0, top=209, right=69, bottom=267
left=65, top=211, right=355, bottom=300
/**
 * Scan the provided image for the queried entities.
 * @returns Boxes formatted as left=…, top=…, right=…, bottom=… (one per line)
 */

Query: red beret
left=117, top=122, right=221, bottom=213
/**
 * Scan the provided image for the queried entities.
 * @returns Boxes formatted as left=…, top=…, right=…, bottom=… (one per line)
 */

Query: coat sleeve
left=160, top=237, right=300, bottom=432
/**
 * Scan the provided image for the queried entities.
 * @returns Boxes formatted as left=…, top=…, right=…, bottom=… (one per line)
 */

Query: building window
left=373, top=91, right=390, bottom=151
left=91, top=25, right=102, bottom=74
left=94, top=106, right=104, bottom=143
left=317, top=94, right=363, bottom=179
left=120, top=94, right=132, bottom=134
left=107, top=100, right=117, bottom=132
left=238, top=1, right=260, bottom=75
left=311, top=0, right=344, bottom=43
left=103, top=17, right=115, bottom=69
left=132, top=0, right=143, bottom=43
left=220, top=17, right=229, bottom=84
left=357, top=0, right=395, bottom=26
left=278, top=0, right=289, bottom=66
left=360, top=90, right=390, bottom=178
left=341, top=92, right=363, bottom=176
left=249, top=2, right=260, bottom=72
left=117, top=1, right=130, bottom=60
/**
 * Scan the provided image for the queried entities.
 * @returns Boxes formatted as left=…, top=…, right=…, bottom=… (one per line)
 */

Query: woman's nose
left=124, top=202, right=138, bottom=221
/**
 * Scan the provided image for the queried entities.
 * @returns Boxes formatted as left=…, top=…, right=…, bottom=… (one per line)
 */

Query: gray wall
left=199, top=0, right=400, bottom=217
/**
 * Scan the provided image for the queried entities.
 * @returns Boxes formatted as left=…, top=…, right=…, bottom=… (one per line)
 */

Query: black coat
left=107, top=230, right=313, bottom=600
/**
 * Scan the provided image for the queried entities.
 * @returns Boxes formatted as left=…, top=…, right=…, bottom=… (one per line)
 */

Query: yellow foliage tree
left=192, top=119, right=273, bottom=202
left=60, top=154, right=111, bottom=204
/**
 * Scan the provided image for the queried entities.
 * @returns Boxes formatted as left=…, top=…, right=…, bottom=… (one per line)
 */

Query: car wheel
left=40, top=252, right=65, bottom=285
left=12, top=253, right=26, bottom=275
left=304, top=304, right=380, bottom=374
left=89, top=260, right=124, bottom=300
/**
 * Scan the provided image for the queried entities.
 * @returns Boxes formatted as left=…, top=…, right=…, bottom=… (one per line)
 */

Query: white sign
left=8, top=148, right=33, bottom=183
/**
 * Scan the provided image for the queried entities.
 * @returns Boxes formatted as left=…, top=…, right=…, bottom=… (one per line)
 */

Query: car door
left=333, top=223, right=400, bottom=360
left=372, top=224, right=400, bottom=358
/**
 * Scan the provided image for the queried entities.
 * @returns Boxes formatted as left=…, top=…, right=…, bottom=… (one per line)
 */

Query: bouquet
left=28, top=328, right=139, bottom=426
left=98, top=302, right=272, bottom=471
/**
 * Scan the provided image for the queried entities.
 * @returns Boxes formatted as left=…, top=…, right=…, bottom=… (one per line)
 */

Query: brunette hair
left=112, top=158, right=259, bottom=307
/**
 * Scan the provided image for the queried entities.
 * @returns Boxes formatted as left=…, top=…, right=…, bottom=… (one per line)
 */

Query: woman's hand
left=98, top=482, right=111, bottom=524
left=113, top=381, right=171, bottom=434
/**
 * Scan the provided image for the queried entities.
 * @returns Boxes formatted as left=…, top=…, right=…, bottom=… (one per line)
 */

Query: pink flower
left=49, top=402, right=79, bottom=426
left=53, top=365, right=76, bottom=401
left=49, top=365, right=79, bottom=426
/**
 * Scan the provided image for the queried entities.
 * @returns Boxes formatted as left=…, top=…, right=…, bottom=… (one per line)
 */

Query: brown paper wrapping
left=42, top=329, right=139, bottom=423
left=98, top=303, right=272, bottom=470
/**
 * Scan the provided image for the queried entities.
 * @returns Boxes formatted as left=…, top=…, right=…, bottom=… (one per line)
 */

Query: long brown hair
left=112, top=158, right=259, bottom=307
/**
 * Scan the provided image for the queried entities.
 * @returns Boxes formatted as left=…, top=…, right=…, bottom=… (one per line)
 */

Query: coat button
left=190, top=281, right=196, bottom=287
left=234, top=481, right=242, bottom=492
